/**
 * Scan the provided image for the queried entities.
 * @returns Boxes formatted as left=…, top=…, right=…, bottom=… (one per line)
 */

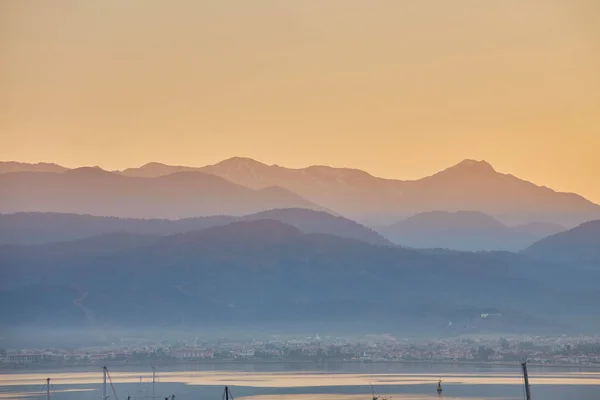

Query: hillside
left=524, top=220, right=600, bottom=268
left=0, top=209, right=390, bottom=246
left=1, top=220, right=598, bottom=332
left=0, top=168, right=325, bottom=218
left=378, top=211, right=565, bottom=251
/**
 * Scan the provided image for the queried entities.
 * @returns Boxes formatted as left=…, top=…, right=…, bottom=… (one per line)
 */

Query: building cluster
left=2, top=334, right=600, bottom=367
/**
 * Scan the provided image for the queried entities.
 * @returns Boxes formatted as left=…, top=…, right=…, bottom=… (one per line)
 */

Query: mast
left=521, top=361, right=531, bottom=400
left=103, top=366, right=108, bottom=400
left=221, top=385, right=232, bottom=400
left=46, top=377, right=50, bottom=400
left=152, top=362, right=156, bottom=399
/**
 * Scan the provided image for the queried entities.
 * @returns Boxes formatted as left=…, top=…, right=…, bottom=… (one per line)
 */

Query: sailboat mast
left=103, top=366, right=108, bottom=400
left=46, top=378, right=50, bottom=400
left=521, top=361, right=531, bottom=400
left=152, top=363, right=156, bottom=399
left=225, top=386, right=230, bottom=400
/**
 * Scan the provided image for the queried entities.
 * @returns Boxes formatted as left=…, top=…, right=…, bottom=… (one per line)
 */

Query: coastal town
left=2, top=334, right=600, bottom=369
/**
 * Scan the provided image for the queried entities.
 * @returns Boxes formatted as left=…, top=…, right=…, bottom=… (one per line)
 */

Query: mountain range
left=2, top=219, right=599, bottom=333
left=2, top=158, right=599, bottom=226
left=0, top=208, right=569, bottom=252
left=0, top=209, right=391, bottom=247
left=0, top=167, right=326, bottom=218
left=2, top=157, right=600, bottom=334
left=377, top=211, right=565, bottom=251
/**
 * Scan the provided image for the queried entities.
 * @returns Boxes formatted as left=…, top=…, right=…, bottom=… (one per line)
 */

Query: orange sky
left=1, top=1, right=599, bottom=202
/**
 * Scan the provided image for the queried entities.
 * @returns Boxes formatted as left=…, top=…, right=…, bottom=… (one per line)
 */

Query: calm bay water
left=0, top=362, right=598, bottom=399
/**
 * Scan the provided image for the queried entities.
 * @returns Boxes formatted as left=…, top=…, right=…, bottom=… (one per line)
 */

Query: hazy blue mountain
left=378, top=211, right=565, bottom=251
left=0, top=209, right=390, bottom=246
left=33, top=231, right=161, bottom=253
left=0, top=212, right=235, bottom=245
left=513, top=221, right=567, bottom=237
left=117, top=157, right=600, bottom=226
left=1, top=220, right=598, bottom=332
left=524, top=220, right=600, bottom=268
left=0, top=168, right=326, bottom=218
left=240, top=208, right=391, bottom=246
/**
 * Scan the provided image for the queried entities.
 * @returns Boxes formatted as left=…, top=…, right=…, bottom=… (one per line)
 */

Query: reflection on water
left=0, top=363, right=598, bottom=399
left=238, top=394, right=509, bottom=400
left=0, top=389, right=95, bottom=399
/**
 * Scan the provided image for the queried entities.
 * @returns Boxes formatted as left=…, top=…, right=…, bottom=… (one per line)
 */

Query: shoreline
left=1, top=359, right=599, bottom=373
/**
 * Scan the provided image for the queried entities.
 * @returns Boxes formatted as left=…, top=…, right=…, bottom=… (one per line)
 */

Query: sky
left=1, top=0, right=599, bottom=202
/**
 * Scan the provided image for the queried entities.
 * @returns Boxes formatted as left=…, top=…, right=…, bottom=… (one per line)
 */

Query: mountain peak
left=431, top=159, right=497, bottom=178
left=454, top=159, right=495, bottom=171
left=214, top=157, right=269, bottom=169
left=63, top=166, right=113, bottom=177
left=120, top=162, right=197, bottom=177
left=140, top=162, right=170, bottom=168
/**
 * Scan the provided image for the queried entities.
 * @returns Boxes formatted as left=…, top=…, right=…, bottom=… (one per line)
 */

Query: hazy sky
left=1, top=1, right=599, bottom=202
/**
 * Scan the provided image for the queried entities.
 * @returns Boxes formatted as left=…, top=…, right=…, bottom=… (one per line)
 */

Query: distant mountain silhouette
left=0, top=161, right=68, bottom=174
left=0, top=209, right=390, bottom=246
left=117, top=157, right=600, bottom=226
left=399, top=160, right=599, bottom=226
left=524, top=220, right=600, bottom=268
left=0, top=212, right=234, bottom=245
left=378, top=211, right=565, bottom=251
left=2, top=219, right=597, bottom=331
left=0, top=169, right=326, bottom=218
left=120, top=162, right=199, bottom=177
left=241, top=209, right=391, bottom=246
left=4, top=158, right=599, bottom=225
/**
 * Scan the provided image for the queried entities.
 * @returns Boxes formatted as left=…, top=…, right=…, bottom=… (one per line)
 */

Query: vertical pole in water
left=46, top=378, right=50, bottom=400
left=521, top=361, right=531, bottom=400
left=102, top=366, right=108, bottom=400
left=152, top=363, right=156, bottom=399
left=225, top=386, right=229, bottom=400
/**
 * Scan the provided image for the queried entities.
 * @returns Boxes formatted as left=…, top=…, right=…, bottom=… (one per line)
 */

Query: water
left=1, top=362, right=598, bottom=399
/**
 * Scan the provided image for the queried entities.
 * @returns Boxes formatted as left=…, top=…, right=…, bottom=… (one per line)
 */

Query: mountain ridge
left=377, top=210, right=566, bottom=251
left=0, top=208, right=391, bottom=246
left=0, top=161, right=68, bottom=174
left=0, top=169, right=327, bottom=219
left=2, top=158, right=599, bottom=226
